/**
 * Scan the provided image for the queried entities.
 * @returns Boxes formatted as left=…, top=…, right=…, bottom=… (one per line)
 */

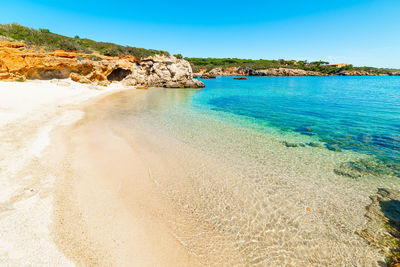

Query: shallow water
left=100, top=77, right=400, bottom=266
left=199, top=76, right=400, bottom=167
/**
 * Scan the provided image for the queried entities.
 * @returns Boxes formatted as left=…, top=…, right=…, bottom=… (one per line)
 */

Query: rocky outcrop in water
left=200, top=73, right=217, bottom=79
left=196, top=67, right=325, bottom=77
left=251, top=68, right=324, bottom=76
left=0, top=41, right=204, bottom=88
left=358, top=188, right=400, bottom=266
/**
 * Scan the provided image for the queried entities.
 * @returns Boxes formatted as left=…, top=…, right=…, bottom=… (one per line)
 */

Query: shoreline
left=48, top=87, right=392, bottom=265
left=0, top=78, right=398, bottom=265
left=195, top=73, right=400, bottom=78
left=47, top=90, right=203, bottom=265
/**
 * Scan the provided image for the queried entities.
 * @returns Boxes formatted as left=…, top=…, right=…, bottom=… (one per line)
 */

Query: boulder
left=200, top=73, right=217, bottom=79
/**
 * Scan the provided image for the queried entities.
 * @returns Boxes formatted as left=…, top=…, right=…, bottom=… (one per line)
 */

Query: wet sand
left=48, top=91, right=203, bottom=266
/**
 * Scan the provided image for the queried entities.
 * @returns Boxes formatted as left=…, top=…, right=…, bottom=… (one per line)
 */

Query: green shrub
left=174, top=54, right=183, bottom=59
left=0, top=23, right=170, bottom=58
left=89, top=55, right=101, bottom=61
left=39, top=28, right=50, bottom=33
left=185, top=57, right=398, bottom=75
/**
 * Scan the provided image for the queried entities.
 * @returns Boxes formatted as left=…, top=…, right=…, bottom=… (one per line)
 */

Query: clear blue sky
left=1, top=0, right=400, bottom=68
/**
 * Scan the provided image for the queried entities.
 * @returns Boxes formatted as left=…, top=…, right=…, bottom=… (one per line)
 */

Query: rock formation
left=200, top=73, right=217, bottom=79
left=250, top=68, right=324, bottom=76
left=122, top=55, right=204, bottom=88
left=0, top=41, right=204, bottom=88
left=195, top=67, right=325, bottom=77
left=340, top=70, right=372, bottom=76
left=195, top=66, right=400, bottom=77
left=358, top=188, right=400, bottom=265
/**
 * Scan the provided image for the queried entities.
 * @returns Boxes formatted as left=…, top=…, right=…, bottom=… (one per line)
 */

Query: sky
left=1, top=0, right=400, bottom=68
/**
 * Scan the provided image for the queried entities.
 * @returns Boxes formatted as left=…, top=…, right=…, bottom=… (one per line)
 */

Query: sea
left=103, top=76, right=400, bottom=265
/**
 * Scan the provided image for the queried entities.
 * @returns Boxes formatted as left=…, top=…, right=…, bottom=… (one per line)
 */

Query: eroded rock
left=0, top=41, right=204, bottom=88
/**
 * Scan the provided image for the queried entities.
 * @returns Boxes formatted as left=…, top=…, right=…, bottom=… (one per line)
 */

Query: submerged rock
left=294, top=127, right=314, bottom=136
left=334, top=158, right=399, bottom=179
left=306, top=142, right=324, bottom=148
left=281, top=141, right=305, bottom=148
left=372, top=135, right=400, bottom=151
left=325, top=143, right=342, bottom=152
left=358, top=188, right=400, bottom=266
left=358, top=133, right=373, bottom=144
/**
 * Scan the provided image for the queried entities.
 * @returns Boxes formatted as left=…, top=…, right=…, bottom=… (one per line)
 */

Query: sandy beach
left=0, top=80, right=133, bottom=266
left=1, top=78, right=398, bottom=266
left=1, top=2, right=399, bottom=265
left=0, top=80, right=205, bottom=266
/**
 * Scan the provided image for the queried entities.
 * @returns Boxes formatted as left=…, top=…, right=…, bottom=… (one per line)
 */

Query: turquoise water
left=103, top=77, right=400, bottom=265
left=194, top=76, right=400, bottom=176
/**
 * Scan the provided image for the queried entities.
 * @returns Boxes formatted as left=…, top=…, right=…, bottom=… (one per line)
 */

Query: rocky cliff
left=195, top=66, right=399, bottom=77
left=197, top=67, right=325, bottom=77
left=0, top=41, right=204, bottom=88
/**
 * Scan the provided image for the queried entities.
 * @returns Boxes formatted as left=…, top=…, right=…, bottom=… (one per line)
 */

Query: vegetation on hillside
left=0, top=23, right=170, bottom=58
left=186, top=57, right=399, bottom=75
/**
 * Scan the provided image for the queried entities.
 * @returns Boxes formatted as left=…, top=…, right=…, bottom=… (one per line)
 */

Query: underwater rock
left=325, top=143, right=342, bottom=152
left=281, top=141, right=305, bottom=148
left=306, top=142, right=324, bottom=148
left=358, top=133, right=373, bottom=144
left=358, top=188, right=400, bottom=266
left=334, top=158, right=399, bottom=179
left=372, top=135, right=400, bottom=151
left=294, top=127, right=314, bottom=136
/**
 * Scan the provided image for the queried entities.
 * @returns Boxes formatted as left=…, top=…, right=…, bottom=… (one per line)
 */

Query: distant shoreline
left=193, top=66, right=400, bottom=79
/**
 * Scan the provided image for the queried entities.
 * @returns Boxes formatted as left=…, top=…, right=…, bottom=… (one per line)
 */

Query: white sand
left=0, top=80, right=130, bottom=266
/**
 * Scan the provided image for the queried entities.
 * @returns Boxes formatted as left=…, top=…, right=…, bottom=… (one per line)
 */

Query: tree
left=174, top=54, right=183, bottom=59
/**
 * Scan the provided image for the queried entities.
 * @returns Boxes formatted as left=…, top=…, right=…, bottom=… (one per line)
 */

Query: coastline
left=0, top=80, right=131, bottom=265
left=47, top=86, right=395, bottom=265
left=0, top=78, right=398, bottom=265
